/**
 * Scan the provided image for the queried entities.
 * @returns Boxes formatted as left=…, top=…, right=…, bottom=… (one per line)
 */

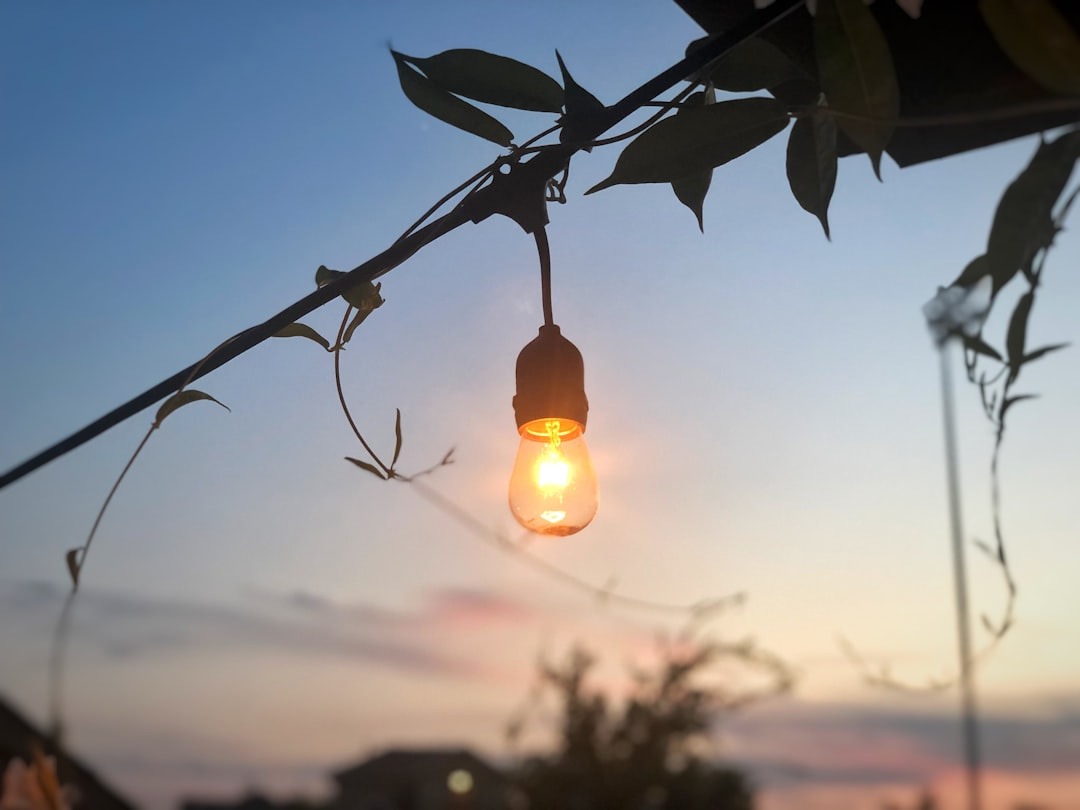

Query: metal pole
left=938, top=340, right=983, bottom=810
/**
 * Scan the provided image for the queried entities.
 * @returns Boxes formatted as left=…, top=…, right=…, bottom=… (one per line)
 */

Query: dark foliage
left=514, top=645, right=762, bottom=810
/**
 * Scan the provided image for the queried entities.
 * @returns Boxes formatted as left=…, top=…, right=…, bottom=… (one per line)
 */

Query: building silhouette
left=0, top=695, right=138, bottom=810
left=331, top=749, right=512, bottom=810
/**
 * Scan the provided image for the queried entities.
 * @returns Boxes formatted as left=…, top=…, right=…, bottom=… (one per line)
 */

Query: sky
left=1, top=1, right=1079, bottom=809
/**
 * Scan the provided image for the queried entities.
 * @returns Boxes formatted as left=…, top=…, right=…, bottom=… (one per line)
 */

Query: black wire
left=0, top=0, right=807, bottom=490
left=535, top=227, right=554, bottom=327
left=0, top=212, right=460, bottom=490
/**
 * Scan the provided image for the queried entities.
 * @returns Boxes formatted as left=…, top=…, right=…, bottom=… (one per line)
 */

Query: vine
left=842, top=133, right=1079, bottom=690
left=49, top=349, right=231, bottom=742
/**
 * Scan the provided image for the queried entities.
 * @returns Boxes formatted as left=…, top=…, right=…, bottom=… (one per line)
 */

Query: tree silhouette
left=512, top=638, right=789, bottom=810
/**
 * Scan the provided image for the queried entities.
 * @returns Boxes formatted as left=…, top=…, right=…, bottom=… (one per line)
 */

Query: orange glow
left=508, top=418, right=597, bottom=535
left=537, top=447, right=571, bottom=489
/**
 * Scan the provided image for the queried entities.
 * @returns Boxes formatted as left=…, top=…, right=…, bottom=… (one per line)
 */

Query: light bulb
left=508, top=418, right=597, bottom=536
left=510, top=323, right=597, bottom=535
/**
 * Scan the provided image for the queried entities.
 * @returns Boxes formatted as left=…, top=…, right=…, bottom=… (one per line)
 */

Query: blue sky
left=2, top=2, right=1079, bottom=809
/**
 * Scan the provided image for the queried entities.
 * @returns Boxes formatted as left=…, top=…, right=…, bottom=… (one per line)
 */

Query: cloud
left=245, top=586, right=401, bottom=623
left=425, top=587, right=536, bottom=625
left=723, top=700, right=1080, bottom=788
left=1, top=577, right=669, bottom=696
left=252, top=584, right=534, bottom=624
left=0, top=579, right=474, bottom=677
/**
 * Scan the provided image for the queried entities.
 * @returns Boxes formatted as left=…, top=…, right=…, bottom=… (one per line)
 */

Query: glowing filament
left=537, top=450, right=571, bottom=489
left=508, top=417, right=597, bottom=536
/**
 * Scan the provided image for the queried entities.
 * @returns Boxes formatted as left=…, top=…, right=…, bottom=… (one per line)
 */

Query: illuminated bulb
left=509, top=323, right=597, bottom=536
left=508, top=418, right=597, bottom=536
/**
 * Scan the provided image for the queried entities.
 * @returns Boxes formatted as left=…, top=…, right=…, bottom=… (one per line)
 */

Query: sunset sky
left=2, top=2, right=1079, bottom=809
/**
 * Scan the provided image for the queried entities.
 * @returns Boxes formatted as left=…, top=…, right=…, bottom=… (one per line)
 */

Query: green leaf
left=341, top=280, right=384, bottom=313
left=672, top=170, right=712, bottom=232
left=315, top=267, right=385, bottom=336
left=391, top=50, right=513, bottom=146
left=342, top=308, right=371, bottom=345
left=950, top=254, right=991, bottom=288
left=315, top=264, right=338, bottom=287
left=402, top=49, right=563, bottom=112
left=814, top=0, right=899, bottom=179
left=392, top=408, right=403, bottom=468
left=1022, top=342, right=1069, bottom=365
left=985, top=131, right=1080, bottom=294
left=670, top=89, right=716, bottom=231
left=1056, top=184, right=1080, bottom=223
left=696, top=36, right=808, bottom=93
left=587, top=97, right=788, bottom=194
left=1005, top=291, right=1035, bottom=381
left=273, top=323, right=331, bottom=351
left=786, top=103, right=838, bottom=239
left=154, top=389, right=230, bottom=427
left=556, top=51, right=605, bottom=148
left=999, top=393, right=1038, bottom=422
left=980, top=0, right=1080, bottom=96
left=345, top=456, right=387, bottom=480
left=341, top=282, right=384, bottom=345
left=962, top=333, right=1004, bottom=363
left=65, top=548, right=82, bottom=589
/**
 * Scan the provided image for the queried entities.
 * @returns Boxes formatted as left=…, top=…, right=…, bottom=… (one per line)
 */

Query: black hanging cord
left=535, top=227, right=554, bottom=327
left=0, top=0, right=806, bottom=490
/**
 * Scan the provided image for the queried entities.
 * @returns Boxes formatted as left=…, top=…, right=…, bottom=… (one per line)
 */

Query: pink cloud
left=932, top=767, right=1080, bottom=810
left=422, top=587, right=535, bottom=627
left=760, top=768, right=1080, bottom=810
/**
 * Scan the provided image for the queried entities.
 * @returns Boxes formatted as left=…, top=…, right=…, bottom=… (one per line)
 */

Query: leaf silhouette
left=1005, top=291, right=1034, bottom=381
left=341, top=283, right=384, bottom=345
left=814, top=0, right=899, bottom=179
left=315, top=266, right=385, bottom=334
left=341, top=280, right=384, bottom=313
left=392, top=408, right=403, bottom=468
left=345, top=456, right=387, bottom=480
left=985, top=131, right=1080, bottom=294
left=980, top=0, right=1080, bottom=96
left=786, top=104, right=838, bottom=239
left=950, top=254, right=991, bottom=288
left=587, top=98, right=788, bottom=194
left=65, top=548, right=83, bottom=589
left=1021, top=342, right=1069, bottom=365
left=392, top=50, right=513, bottom=146
left=342, top=308, right=371, bottom=345
left=274, top=323, right=331, bottom=351
left=999, top=393, right=1038, bottom=423
left=696, top=36, right=807, bottom=92
left=670, top=88, right=716, bottom=231
left=556, top=50, right=605, bottom=148
left=154, top=390, right=230, bottom=427
left=315, top=264, right=338, bottom=287
left=403, top=49, right=563, bottom=112
left=962, top=333, right=1003, bottom=363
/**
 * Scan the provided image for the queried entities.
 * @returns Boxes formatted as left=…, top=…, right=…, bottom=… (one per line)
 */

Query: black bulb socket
left=512, top=324, right=589, bottom=433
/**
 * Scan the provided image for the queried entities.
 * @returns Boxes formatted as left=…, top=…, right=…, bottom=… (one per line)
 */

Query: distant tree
left=510, top=638, right=791, bottom=810
left=882, top=791, right=938, bottom=810
left=881, top=790, right=1049, bottom=810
